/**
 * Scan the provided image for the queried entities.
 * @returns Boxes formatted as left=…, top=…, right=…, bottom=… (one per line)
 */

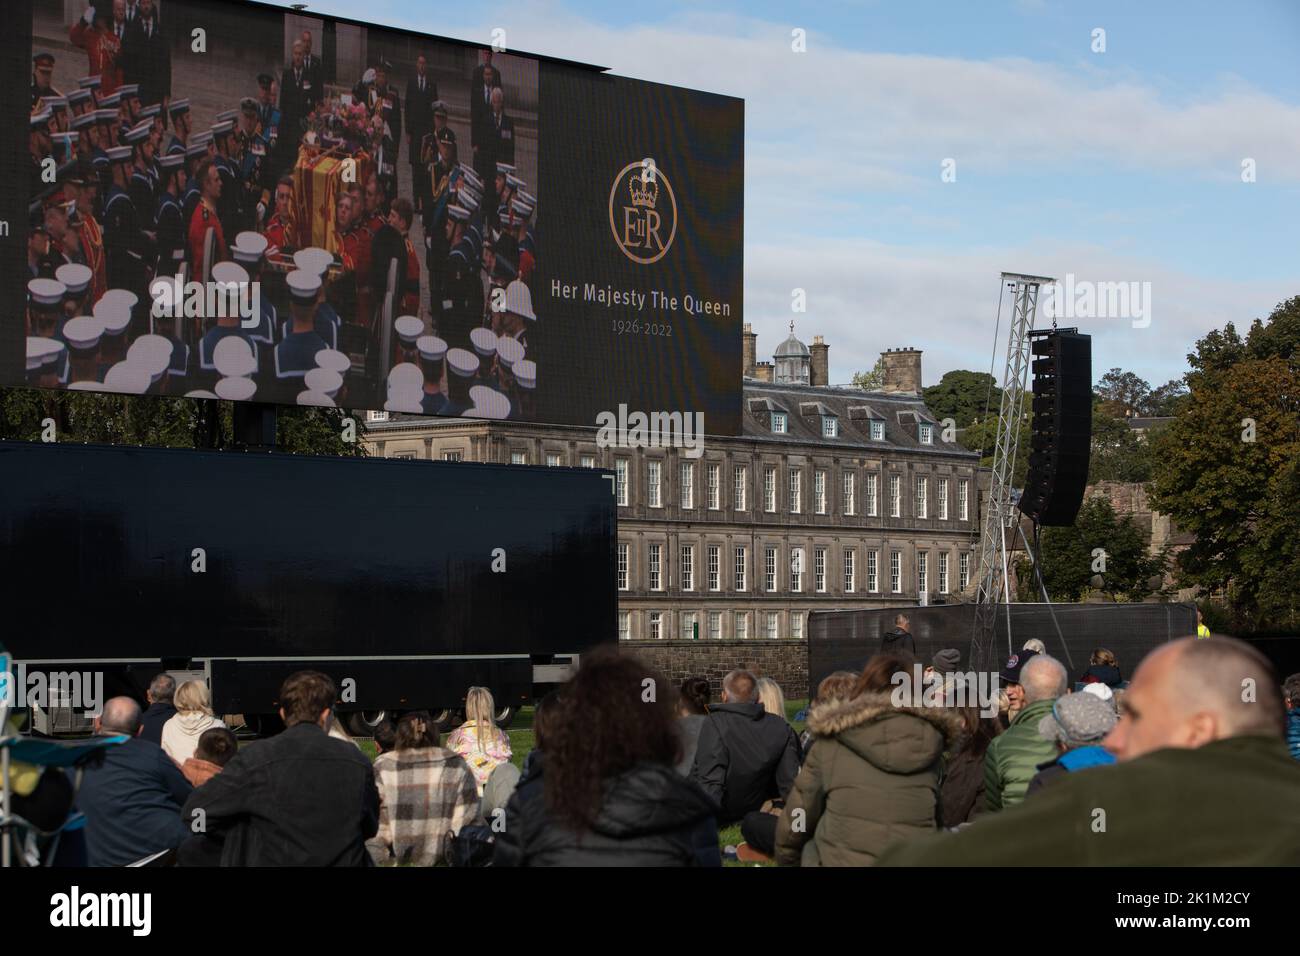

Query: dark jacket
left=180, top=721, right=379, bottom=866
left=939, top=745, right=988, bottom=826
left=689, top=701, right=801, bottom=825
left=984, top=697, right=1058, bottom=811
left=122, top=14, right=171, bottom=107
left=775, top=691, right=962, bottom=866
left=405, top=74, right=437, bottom=144
left=75, top=736, right=192, bottom=866
left=494, top=755, right=721, bottom=867
left=881, top=735, right=1300, bottom=866
left=139, top=701, right=176, bottom=745
left=1081, top=663, right=1122, bottom=687
left=879, top=627, right=915, bottom=657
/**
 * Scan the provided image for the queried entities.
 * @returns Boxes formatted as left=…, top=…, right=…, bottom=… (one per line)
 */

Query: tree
left=1143, top=379, right=1189, bottom=417
left=0, top=386, right=367, bottom=457
left=922, top=370, right=1001, bottom=428
left=1094, top=368, right=1150, bottom=418
left=1148, top=355, right=1300, bottom=630
left=957, top=392, right=1031, bottom=488
left=1088, top=406, right=1156, bottom=483
left=851, top=357, right=887, bottom=390
left=1019, top=495, right=1167, bottom=603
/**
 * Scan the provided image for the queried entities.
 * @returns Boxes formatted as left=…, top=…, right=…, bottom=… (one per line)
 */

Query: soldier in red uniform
left=69, top=8, right=123, bottom=96
left=187, top=157, right=226, bottom=283
left=262, top=175, right=296, bottom=258
left=335, top=188, right=372, bottom=327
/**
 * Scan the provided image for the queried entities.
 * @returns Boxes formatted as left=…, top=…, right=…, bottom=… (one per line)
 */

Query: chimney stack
left=880, top=347, right=923, bottom=395
left=754, top=361, right=774, bottom=382
left=810, top=336, right=829, bottom=387
left=742, top=323, right=758, bottom=378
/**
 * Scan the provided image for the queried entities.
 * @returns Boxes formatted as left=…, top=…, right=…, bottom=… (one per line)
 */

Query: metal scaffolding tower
left=969, top=272, right=1054, bottom=673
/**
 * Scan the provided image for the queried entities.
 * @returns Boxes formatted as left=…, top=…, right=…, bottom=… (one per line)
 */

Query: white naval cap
left=232, top=231, right=269, bottom=265
left=211, top=260, right=249, bottom=286
left=285, top=269, right=323, bottom=304
left=126, top=334, right=174, bottom=382
left=387, top=362, right=424, bottom=392
left=384, top=385, right=425, bottom=414
left=103, top=362, right=154, bottom=394
left=93, top=297, right=133, bottom=336
left=212, top=336, right=257, bottom=378
left=514, top=359, right=536, bottom=389
left=470, top=326, right=497, bottom=359
left=495, top=335, right=524, bottom=369
left=416, top=335, right=447, bottom=360
left=466, top=385, right=511, bottom=420
left=304, top=367, right=342, bottom=397
left=26, top=337, right=63, bottom=371
left=394, top=315, right=423, bottom=344
left=446, top=348, right=479, bottom=378
left=28, top=278, right=66, bottom=308
left=215, top=376, right=257, bottom=401
left=56, top=263, right=93, bottom=297
left=296, top=389, right=337, bottom=407
left=63, top=315, right=105, bottom=352
left=314, top=348, right=351, bottom=375
left=293, top=247, right=334, bottom=276
left=504, top=279, right=536, bottom=321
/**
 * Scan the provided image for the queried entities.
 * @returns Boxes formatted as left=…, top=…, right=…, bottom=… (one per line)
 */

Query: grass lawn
left=353, top=699, right=808, bottom=867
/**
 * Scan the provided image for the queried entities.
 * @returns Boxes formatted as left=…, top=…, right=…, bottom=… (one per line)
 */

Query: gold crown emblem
left=629, top=172, right=658, bottom=209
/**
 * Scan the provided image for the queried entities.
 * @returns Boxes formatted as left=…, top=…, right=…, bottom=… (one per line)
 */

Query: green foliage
left=1149, top=350, right=1300, bottom=632
left=922, top=370, right=1001, bottom=428
left=957, top=393, right=1031, bottom=488
left=0, top=385, right=367, bottom=458
left=1020, top=495, right=1167, bottom=603
left=1089, top=406, right=1157, bottom=483
left=1094, top=367, right=1151, bottom=418
left=851, top=357, right=887, bottom=390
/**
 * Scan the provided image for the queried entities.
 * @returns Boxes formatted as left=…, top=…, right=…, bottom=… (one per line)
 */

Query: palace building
left=364, top=325, right=983, bottom=643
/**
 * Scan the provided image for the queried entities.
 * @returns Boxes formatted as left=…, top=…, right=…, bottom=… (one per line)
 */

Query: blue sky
left=302, top=0, right=1299, bottom=388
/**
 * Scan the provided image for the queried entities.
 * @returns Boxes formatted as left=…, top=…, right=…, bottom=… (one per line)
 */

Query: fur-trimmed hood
left=806, top=691, right=964, bottom=775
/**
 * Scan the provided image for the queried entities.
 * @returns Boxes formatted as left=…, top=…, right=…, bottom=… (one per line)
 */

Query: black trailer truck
left=0, top=440, right=616, bottom=735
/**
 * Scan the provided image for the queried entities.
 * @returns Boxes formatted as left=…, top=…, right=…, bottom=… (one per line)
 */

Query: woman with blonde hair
left=755, top=677, right=787, bottom=721
left=446, top=686, right=512, bottom=794
left=161, top=680, right=226, bottom=765
left=366, top=711, right=482, bottom=866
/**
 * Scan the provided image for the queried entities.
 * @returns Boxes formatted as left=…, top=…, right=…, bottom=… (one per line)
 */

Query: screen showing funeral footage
left=5, top=0, right=743, bottom=433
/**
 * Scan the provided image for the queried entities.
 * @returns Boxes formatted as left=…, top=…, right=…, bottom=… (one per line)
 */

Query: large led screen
left=5, top=0, right=743, bottom=434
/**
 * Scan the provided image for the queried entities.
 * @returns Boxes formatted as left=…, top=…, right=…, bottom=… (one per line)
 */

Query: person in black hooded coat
left=493, top=648, right=720, bottom=867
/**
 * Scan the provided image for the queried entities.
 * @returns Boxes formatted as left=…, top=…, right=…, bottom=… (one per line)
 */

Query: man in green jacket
left=984, top=652, right=1066, bottom=811
left=879, top=636, right=1300, bottom=865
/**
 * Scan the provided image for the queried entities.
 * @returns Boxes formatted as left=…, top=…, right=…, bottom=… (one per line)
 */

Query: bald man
left=75, top=695, right=192, bottom=866
left=879, top=637, right=1300, bottom=865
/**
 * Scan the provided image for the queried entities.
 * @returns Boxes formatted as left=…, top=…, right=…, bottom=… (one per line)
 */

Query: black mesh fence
left=807, top=602, right=1198, bottom=701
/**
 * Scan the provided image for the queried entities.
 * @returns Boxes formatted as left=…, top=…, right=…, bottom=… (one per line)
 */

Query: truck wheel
left=346, top=711, right=389, bottom=737
left=494, top=706, right=515, bottom=730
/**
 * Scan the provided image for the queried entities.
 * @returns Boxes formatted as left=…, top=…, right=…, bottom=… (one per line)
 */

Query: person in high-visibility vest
left=1196, top=608, right=1211, bottom=639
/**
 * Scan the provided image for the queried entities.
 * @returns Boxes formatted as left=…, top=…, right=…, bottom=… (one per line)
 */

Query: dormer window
left=870, top=420, right=885, bottom=441
left=771, top=412, right=787, bottom=434
left=822, top=416, right=838, bottom=438
left=919, top=422, right=933, bottom=444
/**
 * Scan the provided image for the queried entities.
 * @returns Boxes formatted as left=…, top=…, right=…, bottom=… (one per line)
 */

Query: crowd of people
left=28, top=4, right=538, bottom=415
left=7, top=625, right=1298, bottom=867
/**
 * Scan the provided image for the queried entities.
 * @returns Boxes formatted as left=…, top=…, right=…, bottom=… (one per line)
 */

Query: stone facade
left=621, top=640, right=809, bottom=702
left=363, top=333, right=985, bottom=672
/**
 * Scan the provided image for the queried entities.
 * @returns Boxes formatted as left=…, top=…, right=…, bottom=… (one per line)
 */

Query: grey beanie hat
left=1038, top=691, right=1118, bottom=749
left=931, top=648, right=961, bottom=675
